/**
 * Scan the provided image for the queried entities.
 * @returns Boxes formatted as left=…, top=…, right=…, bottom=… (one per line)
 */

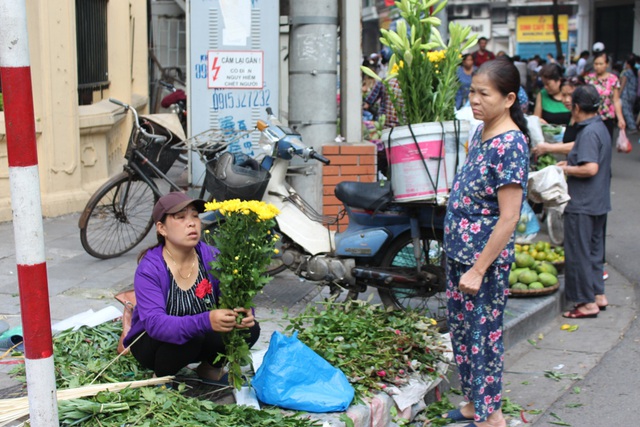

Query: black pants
left=130, top=322, right=260, bottom=377
left=563, top=213, right=606, bottom=304
left=602, top=118, right=615, bottom=139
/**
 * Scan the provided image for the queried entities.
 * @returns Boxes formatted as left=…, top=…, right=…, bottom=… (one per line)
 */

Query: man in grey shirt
left=558, top=85, right=611, bottom=319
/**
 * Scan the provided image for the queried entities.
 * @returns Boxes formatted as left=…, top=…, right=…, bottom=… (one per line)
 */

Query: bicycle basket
left=126, top=120, right=181, bottom=175
left=205, top=152, right=270, bottom=201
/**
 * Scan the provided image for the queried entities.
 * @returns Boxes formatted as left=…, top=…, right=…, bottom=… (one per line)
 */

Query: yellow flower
left=274, top=249, right=280, bottom=254
left=390, top=60, right=404, bottom=75
left=234, top=256, right=239, bottom=261
left=204, top=229, right=210, bottom=234
left=427, top=50, right=446, bottom=63
left=233, top=269, right=238, bottom=274
left=429, top=318, right=437, bottom=326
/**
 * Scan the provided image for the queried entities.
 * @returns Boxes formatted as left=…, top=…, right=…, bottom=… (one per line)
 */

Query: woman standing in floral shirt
left=585, top=51, right=626, bottom=138
left=441, top=58, right=529, bottom=427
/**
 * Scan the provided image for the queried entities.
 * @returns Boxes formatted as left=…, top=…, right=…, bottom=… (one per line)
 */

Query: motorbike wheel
left=378, top=228, right=448, bottom=326
left=201, top=220, right=287, bottom=277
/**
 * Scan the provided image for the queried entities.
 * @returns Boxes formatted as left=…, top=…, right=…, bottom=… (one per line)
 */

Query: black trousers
left=130, top=322, right=260, bottom=377
left=563, top=213, right=606, bottom=304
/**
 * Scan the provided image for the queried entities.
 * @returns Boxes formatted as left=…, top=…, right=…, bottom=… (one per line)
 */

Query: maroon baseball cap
left=152, top=192, right=206, bottom=222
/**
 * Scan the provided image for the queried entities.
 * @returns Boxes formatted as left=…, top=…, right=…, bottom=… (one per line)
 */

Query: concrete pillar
left=288, top=0, right=338, bottom=211
left=576, top=0, right=592, bottom=54
left=339, top=0, right=361, bottom=144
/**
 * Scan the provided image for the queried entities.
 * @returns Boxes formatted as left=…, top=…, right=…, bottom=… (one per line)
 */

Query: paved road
left=530, top=133, right=640, bottom=426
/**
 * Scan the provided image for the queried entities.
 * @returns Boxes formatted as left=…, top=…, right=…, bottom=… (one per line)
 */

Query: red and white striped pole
left=0, top=1, right=59, bottom=425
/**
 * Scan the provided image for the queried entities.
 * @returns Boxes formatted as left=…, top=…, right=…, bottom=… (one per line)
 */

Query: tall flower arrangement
left=362, top=0, right=477, bottom=125
left=204, top=199, right=280, bottom=390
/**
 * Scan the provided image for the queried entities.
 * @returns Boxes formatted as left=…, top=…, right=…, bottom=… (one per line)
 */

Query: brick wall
left=321, top=143, right=377, bottom=231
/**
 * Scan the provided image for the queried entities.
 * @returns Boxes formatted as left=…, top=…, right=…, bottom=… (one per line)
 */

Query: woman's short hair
left=593, top=51, right=608, bottom=63
left=539, top=63, right=564, bottom=81
left=561, top=76, right=585, bottom=88
left=571, top=85, right=601, bottom=113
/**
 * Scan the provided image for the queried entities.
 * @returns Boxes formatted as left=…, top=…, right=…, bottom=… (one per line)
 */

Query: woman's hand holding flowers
left=209, top=309, right=241, bottom=332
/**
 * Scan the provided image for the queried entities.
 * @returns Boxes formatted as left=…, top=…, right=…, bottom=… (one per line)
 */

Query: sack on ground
left=616, top=129, right=632, bottom=153
left=528, top=165, right=570, bottom=207
left=516, top=201, right=540, bottom=243
left=252, top=331, right=354, bottom=413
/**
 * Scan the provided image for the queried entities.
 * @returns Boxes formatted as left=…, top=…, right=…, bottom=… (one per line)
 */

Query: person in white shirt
left=576, top=50, right=589, bottom=76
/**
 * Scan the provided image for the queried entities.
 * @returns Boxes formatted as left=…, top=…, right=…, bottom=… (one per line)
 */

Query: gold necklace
left=165, top=247, right=196, bottom=280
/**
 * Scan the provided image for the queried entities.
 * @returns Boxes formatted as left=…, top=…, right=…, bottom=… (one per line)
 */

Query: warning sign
left=207, top=50, right=264, bottom=89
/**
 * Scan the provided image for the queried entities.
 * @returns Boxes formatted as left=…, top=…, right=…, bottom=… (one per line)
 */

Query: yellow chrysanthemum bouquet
left=362, top=0, right=477, bottom=125
left=204, top=199, right=280, bottom=389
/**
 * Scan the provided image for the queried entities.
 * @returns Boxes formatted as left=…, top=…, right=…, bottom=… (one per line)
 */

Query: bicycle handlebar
left=109, top=98, right=128, bottom=109
left=109, top=97, right=167, bottom=145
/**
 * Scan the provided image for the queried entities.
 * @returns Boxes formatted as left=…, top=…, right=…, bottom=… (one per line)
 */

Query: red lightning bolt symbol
left=211, top=57, right=221, bottom=81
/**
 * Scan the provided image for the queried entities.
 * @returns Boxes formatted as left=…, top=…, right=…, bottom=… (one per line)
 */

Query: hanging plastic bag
left=526, top=115, right=545, bottom=147
left=515, top=201, right=540, bottom=244
left=616, top=129, right=632, bottom=153
left=528, top=165, right=571, bottom=207
left=252, top=331, right=354, bottom=413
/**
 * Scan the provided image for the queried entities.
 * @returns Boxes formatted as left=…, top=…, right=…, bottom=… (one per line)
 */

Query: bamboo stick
left=0, top=376, right=173, bottom=426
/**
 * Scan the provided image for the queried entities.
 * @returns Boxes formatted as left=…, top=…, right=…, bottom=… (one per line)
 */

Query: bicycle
left=78, top=98, right=248, bottom=259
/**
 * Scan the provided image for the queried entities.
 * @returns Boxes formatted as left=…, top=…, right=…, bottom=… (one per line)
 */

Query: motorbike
left=159, top=80, right=187, bottom=133
left=202, top=110, right=448, bottom=318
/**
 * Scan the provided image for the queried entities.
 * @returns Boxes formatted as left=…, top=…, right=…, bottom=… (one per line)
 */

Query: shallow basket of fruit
left=509, top=241, right=563, bottom=297
left=509, top=281, right=560, bottom=297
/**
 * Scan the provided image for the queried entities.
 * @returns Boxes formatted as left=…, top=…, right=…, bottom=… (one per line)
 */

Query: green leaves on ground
left=11, top=321, right=322, bottom=426
left=57, top=385, right=322, bottom=426
left=544, top=371, right=583, bottom=382
left=11, top=321, right=151, bottom=388
left=286, top=300, right=447, bottom=399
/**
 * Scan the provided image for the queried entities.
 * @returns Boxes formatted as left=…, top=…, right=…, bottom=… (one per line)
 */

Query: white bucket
left=382, top=120, right=470, bottom=205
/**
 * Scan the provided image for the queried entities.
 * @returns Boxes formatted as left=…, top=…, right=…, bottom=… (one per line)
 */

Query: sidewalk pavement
left=0, top=213, right=636, bottom=426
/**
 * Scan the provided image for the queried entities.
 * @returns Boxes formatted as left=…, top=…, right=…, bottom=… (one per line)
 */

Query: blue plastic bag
left=516, top=201, right=540, bottom=243
left=252, top=331, right=354, bottom=413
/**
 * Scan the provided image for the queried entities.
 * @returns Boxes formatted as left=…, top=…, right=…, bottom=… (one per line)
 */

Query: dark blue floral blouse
left=444, top=125, right=529, bottom=265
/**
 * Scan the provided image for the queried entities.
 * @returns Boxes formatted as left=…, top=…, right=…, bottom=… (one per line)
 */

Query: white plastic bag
left=526, top=115, right=545, bottom=147
left=527, top=165, right=570, bottom=207
left=616, top=129, right=632, bottom=153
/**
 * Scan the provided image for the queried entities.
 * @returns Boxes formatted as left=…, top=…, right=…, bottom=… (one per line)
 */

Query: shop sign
left=517, top=15, right=568, bottom=42
left=451, top=19, right=491, bottom=40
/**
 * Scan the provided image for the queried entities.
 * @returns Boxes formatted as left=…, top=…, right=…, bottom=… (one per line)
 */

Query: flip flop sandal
left=563, top=308, right=598, bottom=319
left=440, top=408, right=473, bottom=422
left=0, top=335, right=24, bottom=352
left=196, top=372, right=230, bottom=387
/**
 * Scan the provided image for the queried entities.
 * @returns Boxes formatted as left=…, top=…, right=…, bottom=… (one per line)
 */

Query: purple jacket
left=123, top=241, right=221, bottom=347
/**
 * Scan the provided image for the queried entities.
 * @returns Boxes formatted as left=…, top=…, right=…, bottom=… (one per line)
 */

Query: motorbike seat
left=334, top=180, right=393, bottom=212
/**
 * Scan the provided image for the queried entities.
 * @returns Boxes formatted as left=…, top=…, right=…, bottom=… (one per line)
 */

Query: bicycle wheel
left=546, top=207, right=564, bottom=246
left=80, top=172, right=158, bottom=259
left=378, top=229, right=448, bottom=323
